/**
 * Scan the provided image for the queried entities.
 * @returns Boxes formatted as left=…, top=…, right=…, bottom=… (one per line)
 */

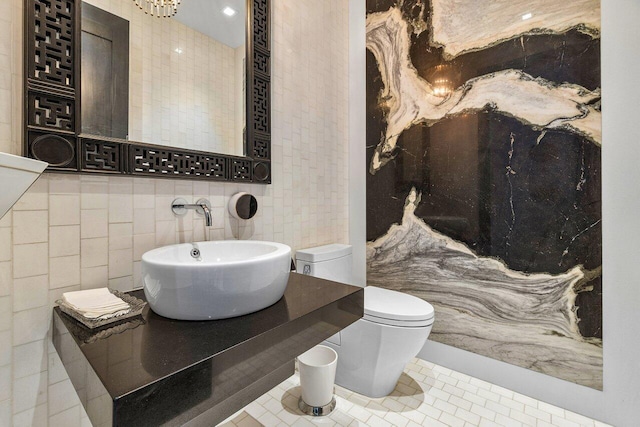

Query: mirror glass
left=80, top=0, right=247, bottom=157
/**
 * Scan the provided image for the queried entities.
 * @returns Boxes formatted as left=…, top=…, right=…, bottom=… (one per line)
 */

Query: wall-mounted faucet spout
left=172, top=198, right=213, bottom=226
left=198, top=203, right=212, bottom=227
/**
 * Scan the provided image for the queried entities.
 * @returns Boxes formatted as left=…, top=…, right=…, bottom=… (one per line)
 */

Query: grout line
left=218, top=358, right=611, bottom=427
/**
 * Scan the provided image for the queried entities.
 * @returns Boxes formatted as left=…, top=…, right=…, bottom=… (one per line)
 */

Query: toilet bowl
left=324, top=286, right=434, bottom=397
left=296, top=245, right=435, bottom=398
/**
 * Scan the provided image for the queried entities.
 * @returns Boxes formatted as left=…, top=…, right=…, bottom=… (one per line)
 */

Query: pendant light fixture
left=133, top=0, right=181, bottom=18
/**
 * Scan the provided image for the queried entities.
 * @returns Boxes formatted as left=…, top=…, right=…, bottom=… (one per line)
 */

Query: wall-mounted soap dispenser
left=229, top=192, right=258, bottom=220
left=0, top=152, right=47, bottom=220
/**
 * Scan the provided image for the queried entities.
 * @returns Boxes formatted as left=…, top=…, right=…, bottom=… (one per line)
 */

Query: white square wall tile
left=155, top=180, right=175, bottom=197
left=48, top=352, right=69, bottom=385
left=155, top=220, right=176, bottom=247
left=48, top=175, right=80, bottom=195
left=50, top=255, right=81, bottom=289
left=154, top=196, right=176, bottom=221
left=49, top=405, right=81, bottom=427
left=0, top=365, right=10, bottom=401
left=13, top=210, right=48, bottom=244
left=133, top=233, right=155, bottom=261
left=13, top=403, right=47, bottom=427
left=0, top=296, right=10, bottom=332
left=48, top=379, right=80, bottom=416
left=13, top=340, right=47, bottom=380
left=13, top=243, right=48, bottom=279
left=133, top=261, right=142, bottom=289
left=132, top=179, right=155, bottom=208
left=0, top=398, right=9, bottom=427
left=49, top=194, right=80, bottom=226
left=81, top=266, right=109, bottom=290
left=108, top=223, right=133, bottom=251
left=0, top=330, right=10, bottom=366
left=133, top=208, right=155, bottom=235
left=80, top=209, right=108, bottom=239
left=109, top=178, right=134, bottom=223
left=13, top=371, right=47, bottom=414
left=13, top=275, right=48, bottom=311
left=109, top=248, right=133, bottom=279
left=49, top=225, right=80, bottom=257
left=0, top=227, right=11, bottom=262
left=174, top=182, right=193, bottom=198
left=80, top=177, right=109, bottom=210
left=80, top=238, right=108, bottom=268
left=109, top=193, right=134, bottom=223
left=12, top=307, right=50, bottom=346
left=0, top=261, right=10, bottom=296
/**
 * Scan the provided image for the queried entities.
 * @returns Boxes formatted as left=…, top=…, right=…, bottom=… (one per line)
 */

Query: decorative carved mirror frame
left=23, top=0, right=272, bottom=183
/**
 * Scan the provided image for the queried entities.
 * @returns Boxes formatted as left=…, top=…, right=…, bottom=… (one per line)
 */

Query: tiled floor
left=218, top=358, right=610, bottom=427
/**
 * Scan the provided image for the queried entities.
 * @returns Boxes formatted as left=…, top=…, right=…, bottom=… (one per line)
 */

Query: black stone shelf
left=52, top=273, right=364, bottom=427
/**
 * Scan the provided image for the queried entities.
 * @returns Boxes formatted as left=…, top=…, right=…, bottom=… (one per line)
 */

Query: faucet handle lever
left=171, top=198, right=189, bottom=216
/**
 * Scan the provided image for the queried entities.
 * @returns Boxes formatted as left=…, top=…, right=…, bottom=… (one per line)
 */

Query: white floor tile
left=365, top=414, right=392, bottom=427
left=217, top=359, right=610, bottom=427
left=382, top=411, right=409, bottom=427
left=439, top=411, right=466, bottom=427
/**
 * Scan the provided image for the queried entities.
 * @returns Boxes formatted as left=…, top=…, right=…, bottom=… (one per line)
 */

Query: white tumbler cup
left=297, top=345, right=338, bottom=415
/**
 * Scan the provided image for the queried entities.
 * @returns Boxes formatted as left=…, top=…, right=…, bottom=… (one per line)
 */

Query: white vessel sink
left=142, top=240, right=291, bottom=320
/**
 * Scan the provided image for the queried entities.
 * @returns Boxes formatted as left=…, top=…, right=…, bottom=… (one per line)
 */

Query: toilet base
left=298, top=396, right=337, bottom=416
left=323, top=318, right=433, bottom=398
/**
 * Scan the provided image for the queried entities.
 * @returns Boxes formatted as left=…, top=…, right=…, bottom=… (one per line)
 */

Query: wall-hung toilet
left=296, top=244, right=435, bottom=398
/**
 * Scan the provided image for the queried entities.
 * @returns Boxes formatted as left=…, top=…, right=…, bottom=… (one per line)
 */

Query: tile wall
left=0, top=0, right=350, bottom=425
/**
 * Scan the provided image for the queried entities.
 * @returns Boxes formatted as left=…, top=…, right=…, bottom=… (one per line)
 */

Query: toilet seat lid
left=363, top=286, right=434, bottom=327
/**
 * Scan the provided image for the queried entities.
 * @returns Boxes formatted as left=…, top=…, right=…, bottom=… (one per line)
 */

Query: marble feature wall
left=84, top=0, right=242, bottom=155
left=0, top=0, right=349, bottom=425
left=365, top=0, right=602, bottom=388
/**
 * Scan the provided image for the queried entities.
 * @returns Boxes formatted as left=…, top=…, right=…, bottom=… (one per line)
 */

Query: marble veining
left=366, top=0, right=601, bottom=389
left=366, top=7, right=601, bottom=174
left=431, top=0, right=601, bottom=59
left=367, top=189, right=602, bottom=388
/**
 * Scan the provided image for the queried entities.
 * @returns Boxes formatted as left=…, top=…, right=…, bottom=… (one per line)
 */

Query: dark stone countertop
left=52, top=272, right=364, bottom=427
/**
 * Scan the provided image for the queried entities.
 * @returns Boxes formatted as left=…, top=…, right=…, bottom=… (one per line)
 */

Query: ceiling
left=174, top=0, right=247, bottom=48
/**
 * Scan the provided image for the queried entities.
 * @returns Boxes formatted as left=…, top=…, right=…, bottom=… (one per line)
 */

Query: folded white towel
left=62, top=288, right=130, bottom=319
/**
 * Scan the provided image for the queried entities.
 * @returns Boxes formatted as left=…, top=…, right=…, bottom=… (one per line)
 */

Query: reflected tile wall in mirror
left=82, top=0, right=246, bottom=156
